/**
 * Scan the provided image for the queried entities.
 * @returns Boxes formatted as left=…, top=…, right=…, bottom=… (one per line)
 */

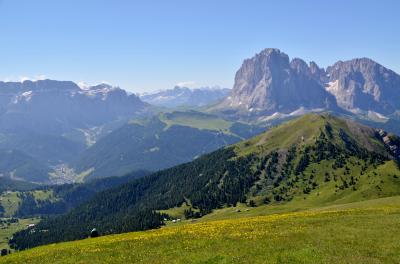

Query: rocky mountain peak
left=215, top=48, right=400, bottom=118
left=290, top=58, right=309, bottom=74
left=217, top=48, right=338, bottom=115
left=22, top=79, right=81, bottom=92
left=325, top=58, right=400, bottom=114
left=258, top=47, right=285, bottom=56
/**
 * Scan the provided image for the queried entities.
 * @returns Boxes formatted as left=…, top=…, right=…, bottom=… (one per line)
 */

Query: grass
left=159, top=111, right=233, bottom=132
left=236, top=114, right=326, bottom=156
left=1, top=190, right=58, bottom=218
left=0, top=218, right=39, bottom=250
left=1, top=114, right=399, bottom=262
left=0, top=192, right=21, bottom=218
left=0, top=190, right=57, bottom=218
left=162, top=159, right=400, bottom=224
left=74, top=168, right=95, bottom=183
left=0, top=190, right=47, bottom=251
left=235, top=113, right=385, bottom=157
left=2, top=196, right=400, bottom=263
left=31, top=190, right=54, bottom=201
left=158, top=202, right=191, bottom=219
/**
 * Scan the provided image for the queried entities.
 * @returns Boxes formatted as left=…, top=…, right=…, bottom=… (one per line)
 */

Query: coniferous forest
left=10, top=115, right=400, bottom=250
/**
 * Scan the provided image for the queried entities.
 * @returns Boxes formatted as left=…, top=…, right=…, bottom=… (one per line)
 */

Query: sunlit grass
left=2, top=196, right=400, bottom=263
left=0, top=218, right=39, bottom=250
left=0, top=192, right=21, bottom=217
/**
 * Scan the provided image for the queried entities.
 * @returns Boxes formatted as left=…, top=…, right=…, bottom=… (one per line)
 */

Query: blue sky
left=0, top=0, right=399, bottom=93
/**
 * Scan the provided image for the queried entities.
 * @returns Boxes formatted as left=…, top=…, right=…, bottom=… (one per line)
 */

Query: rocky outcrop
left=215, top=48, right=400, bottom=118
left=326, top=58, right=400, bottom=114
left=217, top=48, right=338, bottom=115
left=376, top=129, right=400, bottom=161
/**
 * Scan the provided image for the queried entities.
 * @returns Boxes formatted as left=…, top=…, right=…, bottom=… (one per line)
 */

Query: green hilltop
left=4, top=113, right=400, bottom=262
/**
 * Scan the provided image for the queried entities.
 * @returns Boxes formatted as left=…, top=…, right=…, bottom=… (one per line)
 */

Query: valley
left=0, top=111, right=400, bottom=262
left=0, top=26, right=399, bottom=263
left=7, top=114, right=400, bottom=251
left=48, top=164, right=78, bottom=185
left=0, top=171, right=150, bottom=254
left=73, top=111, right=265, bottom=180
left=1, top=1, right=399, bottom=262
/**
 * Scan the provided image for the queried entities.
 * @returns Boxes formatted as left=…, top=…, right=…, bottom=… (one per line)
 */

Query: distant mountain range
left=1, top=48, right=400, bottom=184
left=0, top=80, right=148, bottom=136
left=0, top=80, right=149, bottom=182
left=213, top=48, right=400, bottom=123
left=0, top=79, right=260, bottom=183
left=140, top=86, right=230, bottom=108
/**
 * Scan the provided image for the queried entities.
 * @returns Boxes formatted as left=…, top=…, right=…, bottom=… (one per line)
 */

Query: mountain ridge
left=72, top=111, right=265, bottom=180
left=213, top=48, right=400, bottom=120
left=140, top=86, right=230, bottom=108
left=0, top=79, right=150, bottom=182
left=11, top=113, right=400, bottom=249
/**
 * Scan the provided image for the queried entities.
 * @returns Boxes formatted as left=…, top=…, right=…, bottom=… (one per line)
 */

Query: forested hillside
left=73, top=111, right=265, bottom=180
left=10, top=114, right=400, bottom=249
left=0, top=149, right=50, bottom=182
left=10, top=170, right=149, bottom=218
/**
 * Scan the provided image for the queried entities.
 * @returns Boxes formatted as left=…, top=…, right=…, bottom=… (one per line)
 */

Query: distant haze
left=0, top=0, right=399, bottom=93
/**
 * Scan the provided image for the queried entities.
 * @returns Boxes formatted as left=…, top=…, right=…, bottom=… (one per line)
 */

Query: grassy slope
left=235, top=113, right=384, bottom=156
left=0, top=192, right=21, bottom=217
left=2, top=196, right=400, bottom=263
left=159, top=111, right=233, bottom=133
left=160, top=159, right=400, bottom=222
left=0, top=174, right=155, bottom=250
left=31, top=190, right=54, bottom=201
left=75, top=111, right=248, bottom=179
left=0, top=190, right=51, bottom=250
left=0, top=218, right=39, bottom=250
left=226, top=114, right=400, bottom=218
left=0, top=190, right=57, bottom=218
left=2, top=114, right=400, bottom=262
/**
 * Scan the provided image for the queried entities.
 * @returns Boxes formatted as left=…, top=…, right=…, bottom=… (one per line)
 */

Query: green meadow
left=1, top=196, right=399, bottom=263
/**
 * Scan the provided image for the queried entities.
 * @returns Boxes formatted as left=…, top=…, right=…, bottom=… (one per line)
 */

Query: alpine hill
left=10, top=113, right=400, bottom=249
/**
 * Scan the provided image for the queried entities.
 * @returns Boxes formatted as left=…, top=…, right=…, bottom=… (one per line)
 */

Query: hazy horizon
left=1, top=0, right=399, bottom=93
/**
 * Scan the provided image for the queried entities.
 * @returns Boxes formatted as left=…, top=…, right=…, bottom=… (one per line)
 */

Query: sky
left=0, top=0, right=399, bottom=93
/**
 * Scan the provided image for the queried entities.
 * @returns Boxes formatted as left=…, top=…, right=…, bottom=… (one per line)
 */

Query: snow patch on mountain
left=13, top=90, right=33, bottom=103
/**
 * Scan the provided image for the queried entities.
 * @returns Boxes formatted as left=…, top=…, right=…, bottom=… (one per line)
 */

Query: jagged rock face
left=326, top=58, right=400, bottom=114
left=309, top=61, right=328, bottom=83
left=219, top=49, right=337, bottom=114
left=217, top=48, right=400, bottom=117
